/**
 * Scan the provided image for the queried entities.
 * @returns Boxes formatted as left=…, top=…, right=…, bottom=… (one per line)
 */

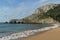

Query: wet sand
left=18, top=27, right=60, bottom=40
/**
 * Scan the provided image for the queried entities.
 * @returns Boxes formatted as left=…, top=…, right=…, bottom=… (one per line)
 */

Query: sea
left=0, top=23, right=58, bottom=40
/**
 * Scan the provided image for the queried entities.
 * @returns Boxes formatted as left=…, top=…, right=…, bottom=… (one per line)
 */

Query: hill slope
left=9, top=4, right=60, bottom=24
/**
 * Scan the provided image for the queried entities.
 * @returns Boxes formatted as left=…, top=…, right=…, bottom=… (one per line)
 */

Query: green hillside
left=43, top=5, right=60, bottom=22
left=9, top=4, right=60, bottom=24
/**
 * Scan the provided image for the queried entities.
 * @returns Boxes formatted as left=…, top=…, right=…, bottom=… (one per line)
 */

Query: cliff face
left=26, top=4, right=58, bottom=19
left=9, top=4, right=60, bottom=24
left=34, top=4, right=58, bottom=14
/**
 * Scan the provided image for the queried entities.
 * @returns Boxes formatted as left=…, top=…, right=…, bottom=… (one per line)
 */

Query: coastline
left=17, top=24, right=60, bottom=40
left=0, top=24, right=59, bottom=40
left=19, top=27, right=60, bottom=40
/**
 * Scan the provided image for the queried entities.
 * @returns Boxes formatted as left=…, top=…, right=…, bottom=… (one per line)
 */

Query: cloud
left=33, top=0, right=60, bottom=9
left=5, top=0, right=16, bottom=4
left=39, top=0, right=48, bottom=2
left=0, top=2, right=34, bottom=22
left=0, top=0, right=60, bottom=22
left=0, top=2, right=27, bottom=22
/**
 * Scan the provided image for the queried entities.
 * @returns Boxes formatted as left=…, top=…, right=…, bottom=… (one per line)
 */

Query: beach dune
left=19, top=27, right=60, bottom=40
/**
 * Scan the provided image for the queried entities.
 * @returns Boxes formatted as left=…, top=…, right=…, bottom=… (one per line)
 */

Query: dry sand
left=18, top=27, right=60, bottom=40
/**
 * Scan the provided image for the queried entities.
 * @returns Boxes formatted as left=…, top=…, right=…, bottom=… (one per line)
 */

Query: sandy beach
left=18, top=27, right=60, bottom=40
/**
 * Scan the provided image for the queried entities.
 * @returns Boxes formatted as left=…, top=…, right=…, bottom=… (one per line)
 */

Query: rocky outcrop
left=26, top=4, right=58, bottom=19
left=34, top=4, right=58, bottom=14
left=9, top=4, right=60, bottom=24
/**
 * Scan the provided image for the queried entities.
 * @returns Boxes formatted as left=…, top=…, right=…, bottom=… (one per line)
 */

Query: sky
left=0, top=0, right=60, bottom=22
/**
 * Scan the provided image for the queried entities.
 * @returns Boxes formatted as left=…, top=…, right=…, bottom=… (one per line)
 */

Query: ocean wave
left=0, top=24, right=59, bottom=40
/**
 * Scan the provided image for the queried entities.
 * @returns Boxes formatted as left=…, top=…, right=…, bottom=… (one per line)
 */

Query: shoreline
left=17, top=24, right=59, bottom=40
left=0, top=24, right=59, bottom=40
left=18, top=29, right=52, bottom=40
left=20, top=28, right=60, bottom=40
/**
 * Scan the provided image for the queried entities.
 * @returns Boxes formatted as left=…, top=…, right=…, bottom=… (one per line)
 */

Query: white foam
left=0, top=24, right=59, bottom=40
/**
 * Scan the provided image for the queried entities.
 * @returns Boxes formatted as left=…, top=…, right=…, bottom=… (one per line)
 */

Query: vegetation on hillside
left=36, top=4, right=60, bottom=22
left=9, top=4, right=60, bottom=23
